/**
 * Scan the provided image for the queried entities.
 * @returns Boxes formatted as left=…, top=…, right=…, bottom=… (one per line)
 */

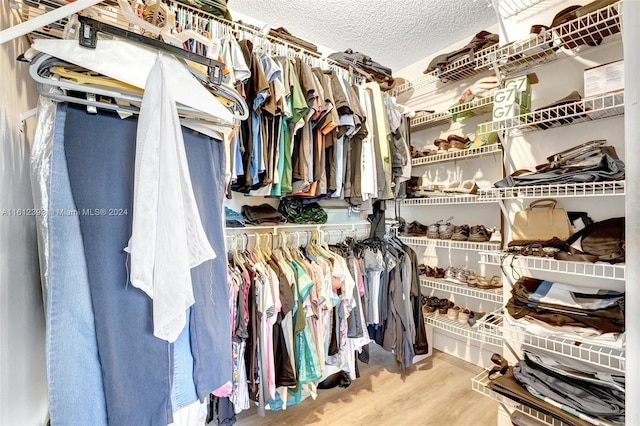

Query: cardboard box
left=493, top=102, right=521, bottom=122
left=505, top=75, right=536, bottom=114
left=584, top=60, right=623, bottom=98
left=493, top=87, right=523, bottom=122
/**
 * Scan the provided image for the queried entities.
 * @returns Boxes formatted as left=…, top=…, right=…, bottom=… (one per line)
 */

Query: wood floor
left=235, top=346, right=499, bottom=426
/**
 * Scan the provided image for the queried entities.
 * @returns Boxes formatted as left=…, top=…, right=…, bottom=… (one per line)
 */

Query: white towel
left=125, top=54, right=215, bottom=343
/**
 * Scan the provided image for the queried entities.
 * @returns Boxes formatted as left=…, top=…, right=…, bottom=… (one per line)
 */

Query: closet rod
left=167, top=0, right=349, bottom=72
left=225, top=227, right=369, bottom=250
left=0, top=0, right=102, bottom=45
left=224, top=222, right=370, bottom=233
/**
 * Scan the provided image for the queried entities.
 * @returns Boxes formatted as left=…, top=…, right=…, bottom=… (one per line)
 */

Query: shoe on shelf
left=443, top=180, right=478, bottom=195
left=423, top=303, right=436, bottom=315
left=455, top=268, right=470, bottom=285
left=438, top=217, right=455, bottom=239
left=432, top=267, right=446, bottom=279
left=447, top=306, right=461, bottom=321
left=451, top=224, right=470, bottom=241
left=434, top=139, right=450, bottom=151
left=467, top=271, right=479, bottom=287
left=444, top=266, right=458, bottom=282
left=458, top=308, right=471, bottom=325
left=427, top=220, right=441, bottom=239
left=469, top=224, right=491, bottom=242
left=468, top=311, right=486, bottom=327
left=478, top=275, right=503, bottom=289
left=406, top=221, right=428, bottom=236
left=488, top=227, right=502, bottom=244
left=458, top=180, right=479, bottom=194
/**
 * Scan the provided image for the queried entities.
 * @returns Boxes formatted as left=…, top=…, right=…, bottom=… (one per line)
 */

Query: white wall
left=0, top=5, right=49, bottom=425
left=622, top=1, right=639, bottom=423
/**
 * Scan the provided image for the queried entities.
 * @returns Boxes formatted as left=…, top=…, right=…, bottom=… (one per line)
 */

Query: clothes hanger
left=31, top=49, right=247, bottom=122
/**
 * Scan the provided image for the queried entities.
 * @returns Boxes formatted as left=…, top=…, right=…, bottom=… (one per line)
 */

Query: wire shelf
left=493, top=0, right=546, bottom=19
left=478, top=251, right=626, bottom=281
left=485, top=92, right=625, bottom=134
left=424, top=313, right=504, bottom=346
left=479, top=180, right=626, bottom=199
left=404, top=44, right=498, bottom=100
left=396, top=194, right=499, bottom=206
left=411, top=111, right=451, bottom=130
left=411, top=95, right=495, bottom=131
left=496, top=312, right=626, bottom=372
left=478, top=1, right=622, bottom=77
left=399, top=237, right=501, bottom=252
left=472, top=371, right=571, bottom=426
left=476, top=309, right=505, bottom=339
left=412, top=143, right=502, bottom=167
left=421, top=277, right=503, bottom=303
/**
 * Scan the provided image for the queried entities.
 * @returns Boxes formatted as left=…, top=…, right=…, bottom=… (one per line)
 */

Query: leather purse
left=511, top=199, right=573, bottom=242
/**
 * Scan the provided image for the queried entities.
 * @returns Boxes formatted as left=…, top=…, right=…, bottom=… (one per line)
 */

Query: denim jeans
left=182, top=127, right=233, bottom=399
left=63, top=104, right=232, bottom=423
left=47, top=104, right=107, bottom=425
left=64, top=103, right=173, bottom=425
left=172, top=308, right=198, bottom=412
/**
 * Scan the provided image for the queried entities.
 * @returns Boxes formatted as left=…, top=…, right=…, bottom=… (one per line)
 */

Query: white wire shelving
left=400, top=2, right=620, bottom=105
left=224, top=222, right=370, bottom=248
left=400, top=237, right=501, bottom=252
left=400, top=43, right=498, bottom=100
left=492, top=0, right=546, bottom=19
left=483, top=92, right=625, bottom=134
left=479, top=180, right=626, bottom=200
left=493, top=312, right=625, bottom=372
left=478, top=251, right=626, bottom=281
left=411, top=95, right=495, bottom=130
left=472, top=371, right=574, bottom=426
left=424, top=313, right=504, bottom=347
left=396, top=194, right=498, bottom=206
left=478, top=1, right=621, bottom=78
left=412, top=143, right=502, bottom=167
left=420, top=277, right=503, bottom=303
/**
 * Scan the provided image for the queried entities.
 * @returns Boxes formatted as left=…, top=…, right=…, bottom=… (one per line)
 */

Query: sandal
left=444, top=266, right=458, bottom=282
left=447, top=134, right=470, bottom=150
left=467, top=271, right=478, bottom=287
left=456, top=268, right=470, bottom=285
left=478, top=275, right=502, bottom=289
left=432, top=267, right=446, bottom=279
left=435, top=139, right=451, bottom=151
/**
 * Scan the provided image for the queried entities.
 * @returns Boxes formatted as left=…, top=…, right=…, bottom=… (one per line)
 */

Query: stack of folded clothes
left=506, top=276, right=625, bottom=348
left=494, top=139, right=625, bottom=188
left=488, top=349, right=624, bottom=426
left=241, top=203, right=287, bottom=225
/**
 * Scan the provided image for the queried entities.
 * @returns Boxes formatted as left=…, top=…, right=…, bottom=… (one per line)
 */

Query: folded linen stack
left=506, top=277, right=624, bottom=341
left=489, top=349, right=625, bottom=426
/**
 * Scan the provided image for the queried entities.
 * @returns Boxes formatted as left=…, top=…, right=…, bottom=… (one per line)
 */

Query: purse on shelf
left=510, top=198, right=573, bottom=243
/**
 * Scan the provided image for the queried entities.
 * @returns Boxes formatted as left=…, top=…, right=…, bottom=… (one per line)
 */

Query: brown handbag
left=511, top=199, right=573, bottom=242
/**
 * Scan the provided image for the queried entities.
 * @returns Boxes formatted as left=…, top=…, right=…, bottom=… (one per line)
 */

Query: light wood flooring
left=235, top=346, right=499, bottom=426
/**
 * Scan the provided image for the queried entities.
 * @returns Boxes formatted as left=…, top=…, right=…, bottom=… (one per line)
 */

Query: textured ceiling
left=228, top=0, right=498, bottom=73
